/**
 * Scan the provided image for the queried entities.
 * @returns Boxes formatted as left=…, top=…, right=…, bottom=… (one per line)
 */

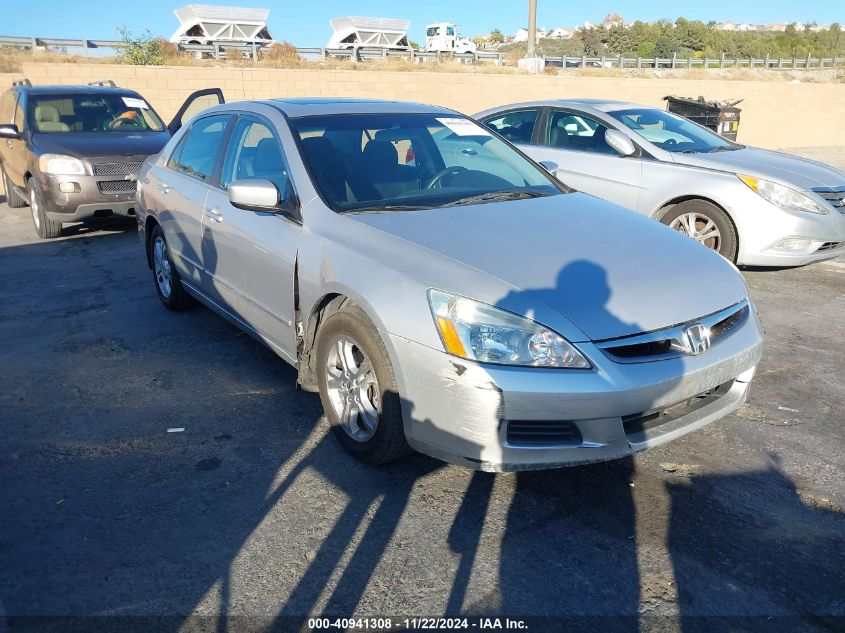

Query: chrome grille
left=93, top=162, right=142, bottom=176
left=812, top=186, right=845, bottom=213
left=596, top=300, right=750, bottom=364
left=817, top=241, right=843, bottom=252
left=97, top=180, right=137, bottom=194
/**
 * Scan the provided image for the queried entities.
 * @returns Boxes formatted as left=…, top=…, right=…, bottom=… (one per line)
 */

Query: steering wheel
left=426, top=165, right=468, bottom=189
left=663, top=138, right=677, bottom=147
left=108, top=116, right=143, bottom=130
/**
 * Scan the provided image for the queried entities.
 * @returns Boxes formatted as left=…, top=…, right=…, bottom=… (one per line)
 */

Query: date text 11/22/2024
left=307, top=617, right=529, bottom=630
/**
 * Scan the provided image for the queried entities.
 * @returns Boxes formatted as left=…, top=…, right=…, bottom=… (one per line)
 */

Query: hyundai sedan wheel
left=149, top=224, right=196, bottom=310
left=662, top=200, right=738, bottom=262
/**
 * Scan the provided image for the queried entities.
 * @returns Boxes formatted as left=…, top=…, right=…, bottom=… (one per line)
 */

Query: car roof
left=216, top=97, right=457, bottom=118
left=477, top=99, right=648, bottom=116
left=14, top=85, right=141, bottom=96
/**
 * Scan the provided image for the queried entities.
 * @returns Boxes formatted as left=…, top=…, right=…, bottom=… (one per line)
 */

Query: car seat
left=34, top=105, right=70, bottom=132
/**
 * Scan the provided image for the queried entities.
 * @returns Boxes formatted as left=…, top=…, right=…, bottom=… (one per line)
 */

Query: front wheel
left=661, top=200, right=738, bottom=262
left=28, top=179, right=62, bottom=239
left=149, top=224, right=196, bottom=310
left=316, top=304, right=411, bottom=465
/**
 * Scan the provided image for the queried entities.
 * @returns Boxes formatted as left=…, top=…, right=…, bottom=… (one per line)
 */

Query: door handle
left=157, top=183, right=171, bottom=194
left=205, top=208, right=223, bottom=223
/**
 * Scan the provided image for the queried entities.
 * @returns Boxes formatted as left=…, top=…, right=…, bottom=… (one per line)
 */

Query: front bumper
left=37, top=170, right=138, bottom=222
left=389, top=305, right=763, bottom=471
left=732, top=189, right=845, bottom=267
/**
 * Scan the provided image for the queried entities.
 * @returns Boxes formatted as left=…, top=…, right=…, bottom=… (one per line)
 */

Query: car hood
left=670, top=146, right=845, bottom=190
left=350, top=193, right=747, bottom=341
left=32, top=132, right=171, bottom=159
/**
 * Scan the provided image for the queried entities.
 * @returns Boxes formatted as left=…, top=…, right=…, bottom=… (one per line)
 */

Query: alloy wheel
left=153, top=236, right=173, bottom=298
left=669, top=212, right=722, bottom=251
left=324, top=335, right=380, bottom=442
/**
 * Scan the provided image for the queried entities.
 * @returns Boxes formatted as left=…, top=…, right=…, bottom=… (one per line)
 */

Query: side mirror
left=538, top=160, right=558, bottom=173
left=228, top=179, right=299, bottom=219
left=604, top=129, right=637, bottom=157
left=0, top=124, right=21, bottom=140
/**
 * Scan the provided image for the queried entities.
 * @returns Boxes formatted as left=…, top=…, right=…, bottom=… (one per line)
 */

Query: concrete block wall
left=7, top=63, right=845, bottom=149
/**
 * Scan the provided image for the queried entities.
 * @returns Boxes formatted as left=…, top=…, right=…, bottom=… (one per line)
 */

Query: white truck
left=170, top=4, right=274, bottom=55
left=327, top=16, right=412, bottom=51
left=423, top=22, right=477, bottom=54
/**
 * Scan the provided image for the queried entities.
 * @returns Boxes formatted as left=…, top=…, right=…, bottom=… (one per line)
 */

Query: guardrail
left=2, top=35, right=844, bottom=69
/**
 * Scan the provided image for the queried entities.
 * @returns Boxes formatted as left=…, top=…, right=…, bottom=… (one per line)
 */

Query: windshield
left=291, top=113, right=563, bottom=213
left=28, top=93, right=166, bottom=134
left=609, top=108, right=739, bottom=153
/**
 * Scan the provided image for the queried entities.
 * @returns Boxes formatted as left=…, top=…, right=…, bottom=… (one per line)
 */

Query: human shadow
left=448, top=260, right=684, bottom=630
left=667, top=456, right=845, bottom=632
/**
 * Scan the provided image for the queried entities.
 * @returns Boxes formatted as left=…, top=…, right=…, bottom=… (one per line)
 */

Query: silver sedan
left=136, top=98, right=762, bottom=471
left=476, top=100, right=845, bottom=266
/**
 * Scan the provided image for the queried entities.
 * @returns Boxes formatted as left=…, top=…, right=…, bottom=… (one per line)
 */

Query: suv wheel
left=661, top=200, right=738, bottom=262
left=27, top=179, right=62, bottom=239
left=149, top=224, right=196, bottom=310
left=315, top=303, right=411, bottom=465
left=2, top=166, right=27, bottom=208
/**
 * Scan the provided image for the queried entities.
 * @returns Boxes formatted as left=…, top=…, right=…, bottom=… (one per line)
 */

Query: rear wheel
left=28, top=178, right=62, bottom=239
left=149, top=224, right=196, bottom=310
left=316, top=304, right=411, bottom=465
left=661, top=200, right=738, bottom=262
left=2, top=166, right=26, bottom=208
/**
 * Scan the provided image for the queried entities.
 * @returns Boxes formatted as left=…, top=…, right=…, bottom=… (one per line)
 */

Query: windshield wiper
left=707, top=145, right=741, bottom=153
left=345, top=204, right=430, bottom=214
left=442, top=189, right=550, bottom=208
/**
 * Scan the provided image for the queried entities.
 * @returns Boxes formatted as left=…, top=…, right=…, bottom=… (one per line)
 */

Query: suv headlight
left=39, top=154, right=86, bottom=175
left=738, top=174, right=828, bottom=215
left=428, top=289, right=591, bottom=369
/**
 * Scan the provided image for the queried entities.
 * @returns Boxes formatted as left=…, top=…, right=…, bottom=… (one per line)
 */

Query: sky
left=2, top=0, right=843, bottom=48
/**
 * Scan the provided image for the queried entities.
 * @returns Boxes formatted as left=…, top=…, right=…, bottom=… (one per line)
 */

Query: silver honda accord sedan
left=476, top=100, right=845, bottom=267
left=136, top=98, right=763, bottom=471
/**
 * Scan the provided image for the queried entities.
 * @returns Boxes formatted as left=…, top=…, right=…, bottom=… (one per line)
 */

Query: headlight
left=38, top=154, right=86, bottom=175
left=427, top=290, right=591, bottom=369
left=738, top=174, right=828, bottom=215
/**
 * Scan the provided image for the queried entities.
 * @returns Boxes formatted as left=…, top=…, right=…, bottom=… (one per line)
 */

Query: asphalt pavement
left=0, top=181, right=843, bottom=632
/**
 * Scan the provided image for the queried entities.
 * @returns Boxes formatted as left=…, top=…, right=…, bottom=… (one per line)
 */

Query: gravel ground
left=0, top=156, right=843, bottom=632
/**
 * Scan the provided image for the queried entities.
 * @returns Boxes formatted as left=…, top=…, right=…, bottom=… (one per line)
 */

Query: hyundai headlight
left=38, top=154, right=86, bottom=176
left=738, top=174, right=828, bottom=215
left=428, top=290, right=591, bottom=368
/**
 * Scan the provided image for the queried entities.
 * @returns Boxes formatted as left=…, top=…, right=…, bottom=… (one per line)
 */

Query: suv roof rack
left=88, top=80, right=117, bottom=87
left=12, top=78, right=32, bottom=87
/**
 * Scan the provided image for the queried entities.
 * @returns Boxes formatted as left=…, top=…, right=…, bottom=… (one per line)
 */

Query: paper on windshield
left=436, top=117, right=491, bottom=137
left=122, top=97, right=149, bottom=110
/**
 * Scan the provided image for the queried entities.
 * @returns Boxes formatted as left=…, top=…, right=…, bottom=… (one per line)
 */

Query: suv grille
left=506, top=420, right=583, bottom=447
left=98, top=180, right=137, bottom=194
left=93, top=162, right=142, bottom=176
left=812, top=186, right=845, bottom=213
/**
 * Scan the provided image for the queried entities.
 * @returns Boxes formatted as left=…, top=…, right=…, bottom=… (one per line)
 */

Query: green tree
left=489, top=29, right=504, bottom=44
left=114, top=27, right=164, bottom=65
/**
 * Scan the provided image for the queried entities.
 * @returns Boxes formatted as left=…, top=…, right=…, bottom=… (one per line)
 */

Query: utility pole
left=527, top=0, right=537, bottom=58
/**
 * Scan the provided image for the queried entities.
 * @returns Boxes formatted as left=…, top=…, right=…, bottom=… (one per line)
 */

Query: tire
left=27, top=178, right=62, bottom=239
left=149, top=224, right=196, bottom=310
left=315, top=303, right=411, bottom=465
left=2, top=166, right=27, bottom=208
left=660, top=199, right=738, bottom=262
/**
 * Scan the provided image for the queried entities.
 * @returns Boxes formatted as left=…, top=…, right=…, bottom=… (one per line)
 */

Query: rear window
left=28, top=93, right=165, bottom=133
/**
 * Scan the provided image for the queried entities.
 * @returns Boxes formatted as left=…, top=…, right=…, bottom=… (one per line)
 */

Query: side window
left=220, top=117, right=290, bottom=194
left=481, top=109, right=539, bottom=144
left=167, top=114, right=230, bottom=182
left=547, top=110, right=615, bottom=154
left=13, top=98, right=25, bottom=131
